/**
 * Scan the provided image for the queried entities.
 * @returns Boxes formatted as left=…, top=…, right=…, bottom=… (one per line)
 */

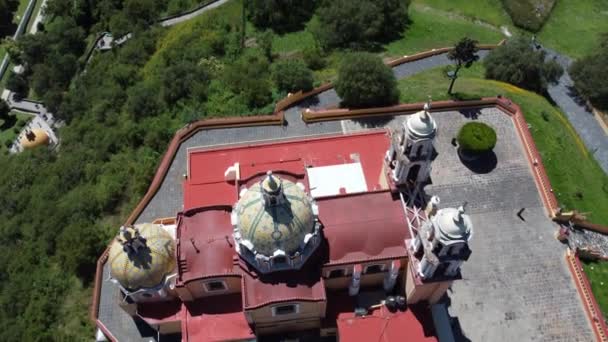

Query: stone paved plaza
left=107, top=107, right=595, bottom=341
left=344, top=108, right=594, bottom=341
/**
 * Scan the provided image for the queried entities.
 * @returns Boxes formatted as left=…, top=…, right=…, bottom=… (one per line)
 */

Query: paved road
left=159, top=0, right=231, bottom=27
left=543, top=48, right=608, bottom=173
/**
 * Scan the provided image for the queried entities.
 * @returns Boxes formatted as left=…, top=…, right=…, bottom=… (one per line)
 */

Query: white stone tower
left=386, top=97, right=437, bottom=188
left=404, top=201, right=473, bottom=304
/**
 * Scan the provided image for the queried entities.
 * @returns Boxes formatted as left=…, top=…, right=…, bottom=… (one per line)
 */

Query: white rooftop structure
left=306, top=163, right=368, bottom=198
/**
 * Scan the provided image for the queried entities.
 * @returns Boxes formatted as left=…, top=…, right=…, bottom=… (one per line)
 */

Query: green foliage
left=5, top=71, right=28, bottom=99
left=501, top=0, right=555, bottom=32
left=0, top=0, right=18, bottom=34
left=257, top=30, right=274, bottom=61
left=570, top=35, right=608, bottom=111
left=161, top=61, right=210, bottom=105
left=457, top=122, right=497, bottom=153
left=272, top=59, right=313, bottom=93
left=302, top=43, right=325, bottom=70
left=447, top=37, right=479, bottom=94
left=314, top=0, right=409, bottom=49
left=223, top=51, right=272, bottom=108
left=0, top=99, right=9, bottom=119
left=483, top=37, right=563, bottom=92
left=335, top=52, right=399, bottom=108
left=247, top=0, right=316, bottom=33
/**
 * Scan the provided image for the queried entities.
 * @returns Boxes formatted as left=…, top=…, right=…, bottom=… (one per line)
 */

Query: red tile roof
left=337, top=304, right=437, bottom=342
left=184, top=294, right=254, bottom=342
left=241, top=259, right=327, bottom=310
left=319, top=190, right=409, bottom=266
left=176, top=206, right=238, bottom=284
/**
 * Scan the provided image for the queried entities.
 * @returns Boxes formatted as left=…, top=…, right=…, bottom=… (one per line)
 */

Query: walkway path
left=159, top=0, right=230, bottom=27
left=543, top=47, right=608, bottom=173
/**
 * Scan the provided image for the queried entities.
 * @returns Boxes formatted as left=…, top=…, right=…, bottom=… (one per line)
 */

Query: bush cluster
left=483, top=37, right=563, bottom=93
left=570, top=35, right=608, bottom=111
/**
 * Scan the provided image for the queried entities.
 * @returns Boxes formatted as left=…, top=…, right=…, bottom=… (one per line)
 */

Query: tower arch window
left=272, top=304, right=300, bottom=316
left=364, top=264, right=386, bottom=274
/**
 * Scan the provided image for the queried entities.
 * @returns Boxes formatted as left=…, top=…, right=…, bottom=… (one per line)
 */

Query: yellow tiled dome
left=235, top=173, right=315, bottom=257
left=109, top=223, right=175, bottom=291
left=20, top=128, right=49, bottom=149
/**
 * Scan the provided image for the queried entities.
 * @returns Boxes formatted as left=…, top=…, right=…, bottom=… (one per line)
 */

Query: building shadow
left=442, top=295, right=473, bottom=342
left=350, top=115, right=394, bottom=128
left=566, top=85, right=593, bottom=113
left=458, top=108, right=482, bottom=120
left=458, top=151, right=497, bottom=174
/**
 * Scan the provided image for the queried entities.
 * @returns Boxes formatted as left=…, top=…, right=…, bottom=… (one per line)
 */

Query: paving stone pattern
left=343, top=108, right=594, bottom=341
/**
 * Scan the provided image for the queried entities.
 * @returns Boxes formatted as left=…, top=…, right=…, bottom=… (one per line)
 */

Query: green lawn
left=398, top=64, right=608, bottom=226
left=583, top=260, right=608, bottom=318
left=412, top=0, right=512, bottom=29
left=412, top=0, right=608, bottom=59
left=538, top=0, right=608, bottom=59
left=260, top=4, right=504, bottom=84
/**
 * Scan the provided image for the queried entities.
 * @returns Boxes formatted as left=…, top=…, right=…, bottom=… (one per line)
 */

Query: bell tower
left=386, top=97, right=437, bottom=189
left=404, top=200, right=473, bottom=304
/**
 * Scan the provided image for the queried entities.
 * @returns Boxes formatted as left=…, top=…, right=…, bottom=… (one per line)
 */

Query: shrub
left=272, top=59, right=314, bottom=93
left=303, top=44, right=325, bottom=70
left=314, top=0, right=409, bottom=49
left=5, top=72, right=29, bottom=98
left=501, top=0, right=556, bottom=32
left=483, top=37, right=562, bottom=93
left=335, top=52, right=399, bottom=108
left=223, top=51, right=272, bottom=108
left=457, top=122, right=497, bottom=154
left=570, top=35, right=608, bottom=111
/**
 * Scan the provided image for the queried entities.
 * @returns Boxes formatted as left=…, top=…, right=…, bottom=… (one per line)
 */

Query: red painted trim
left=566, top=251, right=608, bottom=341
left=96, top=319, right=118, bottom=342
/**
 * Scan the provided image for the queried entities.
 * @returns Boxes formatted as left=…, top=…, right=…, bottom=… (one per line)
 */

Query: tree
left=223, top=52, right=272, bottom=108
left=5, top=72, right=28, bottom=99
left=303, top=43, right=325, bottom=70
left=272, top=59, right=313, bottom=93
left=0, top=0, right=18, bottom=34
left=247, top=0, right=316, bottom=33
left=483, top=37, right=563, bottom=93
left=335, top=52, right=399, bottom=108
left=447, top=37, right=479, bottom=95
left=570, top=35, right=608, bottom=111
left=161, top=61, right=210, bottom=105
left=0, top=99, right=9, bottom=120
left=314, top=0, right=409, bottom=49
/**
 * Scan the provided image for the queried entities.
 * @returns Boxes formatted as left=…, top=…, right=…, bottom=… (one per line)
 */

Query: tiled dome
left=235, top=173, right=316, bottom=257
left=109, top=223, right=175, bottom=291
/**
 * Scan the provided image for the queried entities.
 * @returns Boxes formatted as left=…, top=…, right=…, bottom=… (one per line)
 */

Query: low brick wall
left=566, top=249, right=608, bottom=342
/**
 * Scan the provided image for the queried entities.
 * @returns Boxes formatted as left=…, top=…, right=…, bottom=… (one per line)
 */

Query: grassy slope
left=583, top=261, right=608, bottom=318
left=398, top=64, right=608, bottom=225
left=413, top=0, right=511, bottom=29
left=538, top=0, right=608, bottom=58
left=265, top=4, right=503, bottom=84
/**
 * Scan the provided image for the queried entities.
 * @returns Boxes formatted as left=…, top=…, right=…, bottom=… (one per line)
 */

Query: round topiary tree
left=335, top=52, right=399, bottom=108
left=457, top=122, right=497, bottom=157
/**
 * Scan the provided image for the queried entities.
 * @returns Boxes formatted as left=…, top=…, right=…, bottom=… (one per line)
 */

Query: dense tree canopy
left=483, top=37, right=563, bottom=93
left=335, top=52, right=399, bottom=108
left=570, top=34, right=608, bottom=111
left=247, top=0, right=316, bottom=33
left=272, top=59, right=313, bottom=93
left=314, top=0, right=410, bottom=49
